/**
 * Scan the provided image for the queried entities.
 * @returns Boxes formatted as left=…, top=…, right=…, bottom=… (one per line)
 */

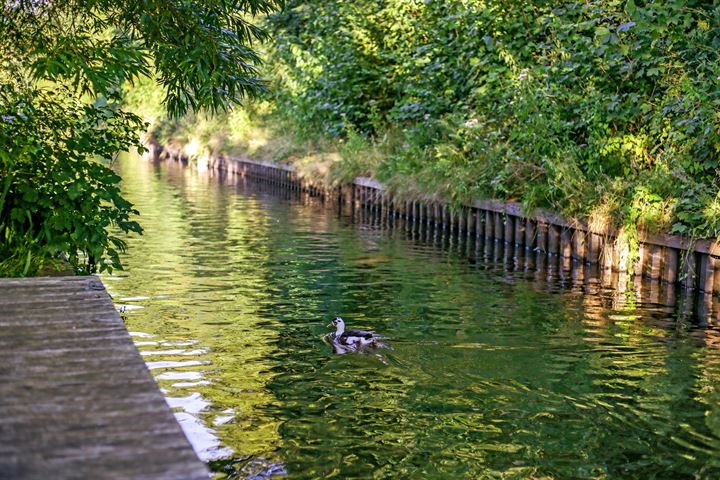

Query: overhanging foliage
left=0, top=0, right=283, bottom=275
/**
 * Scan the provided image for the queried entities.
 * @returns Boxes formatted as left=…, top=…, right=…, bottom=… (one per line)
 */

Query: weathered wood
left=475, top=208, right=484, bottom=238
left=664, top=247, right=679, bottom=284
left=547, top=225, right=560, bottom=256
left=572, top=230, right=586, bottom=262
left=504, top=216, right=515, bottom=245
left=514, top=218, right=525, bottom=247
left=699, top=253, right=714, bottom=293
left=713, top=257, right=720, bottom=296
left=587, top=233, right=602, bottom=264
left=602, top=238, right=614, bottom=271
left=525, top=220, right=536, bottom=251
left=536, top=223, right=548, bottom=253
left=634, top=243, right=647, bottom=278
left=648, top=245, right=663, bottom=280
left=458, top=207, right=466, bottom=233
left=484, top=210, right=494, bottom=240
left=0, top=276, right=207, bottom=480
left=614, top=237, right=629, bottom=273
left=681, top=251, right=697, bottom=290
left=493, top=212, right=503, bottom=242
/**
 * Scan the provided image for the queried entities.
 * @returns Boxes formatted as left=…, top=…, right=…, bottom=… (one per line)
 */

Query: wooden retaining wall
left=150, top=143, right=720, bottom=322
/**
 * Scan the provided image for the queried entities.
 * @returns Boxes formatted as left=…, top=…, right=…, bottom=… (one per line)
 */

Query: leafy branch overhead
left=3, top=0, right=284, bottom=115
left=0, top=0, right=283, bottom=276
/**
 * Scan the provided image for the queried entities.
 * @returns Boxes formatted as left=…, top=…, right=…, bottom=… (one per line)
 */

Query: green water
left=106, top=155, right=720, bottom=479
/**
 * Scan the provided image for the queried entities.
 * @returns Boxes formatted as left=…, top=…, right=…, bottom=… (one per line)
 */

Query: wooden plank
left=0, top=276, right=208, bottom=480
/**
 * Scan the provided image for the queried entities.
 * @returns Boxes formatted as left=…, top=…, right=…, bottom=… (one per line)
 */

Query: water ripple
left=105, top=154, right=720, bottom=479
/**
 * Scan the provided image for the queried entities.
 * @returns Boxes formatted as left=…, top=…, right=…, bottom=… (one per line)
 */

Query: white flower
left=465, top=118, right=478, bottom=128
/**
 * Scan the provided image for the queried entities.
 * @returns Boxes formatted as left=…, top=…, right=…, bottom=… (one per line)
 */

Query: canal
left=105, top=154, right=720, bottom=479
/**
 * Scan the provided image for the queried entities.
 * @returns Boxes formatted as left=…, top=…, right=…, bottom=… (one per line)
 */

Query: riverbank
left=137, top=92, right=718, bottom=275
left=145, top=134, right=720, bottom=309
left=123, top=0, right=720, bottom=272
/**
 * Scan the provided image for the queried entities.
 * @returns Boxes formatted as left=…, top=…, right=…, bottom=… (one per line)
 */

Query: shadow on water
left=106, top=154, right=720, bottom=479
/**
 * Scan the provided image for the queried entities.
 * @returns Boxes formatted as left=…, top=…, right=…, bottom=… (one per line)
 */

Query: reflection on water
left=105, top=155, right=720, bottom=478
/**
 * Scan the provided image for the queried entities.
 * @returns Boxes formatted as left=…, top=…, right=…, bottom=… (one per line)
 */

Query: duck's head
left=328, top=316, right=345, bottom=334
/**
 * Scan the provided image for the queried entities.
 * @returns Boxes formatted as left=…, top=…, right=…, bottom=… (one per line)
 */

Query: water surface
left=106, top=155, right=720, bottom=479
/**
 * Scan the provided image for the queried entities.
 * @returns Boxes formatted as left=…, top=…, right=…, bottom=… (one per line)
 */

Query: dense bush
left=0, top=85, right=144, bottom=275
left=264, top=0, right=720, bottom=238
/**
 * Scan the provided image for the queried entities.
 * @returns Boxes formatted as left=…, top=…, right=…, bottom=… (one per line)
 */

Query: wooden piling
left=504, top=216, right=515, bottom=245
left=572, top=230, right=587, bottom=263
left=475, top=209, right=485, bottom=238
left=699, top=253, right=714, bottom=293
left=648, top=245, right=663, bottom=281
left=547, top=225, right=560, bottom=256
left=458, top=207, right=466, bottom=234
left=159, top=149, right=720, bottom=322
left=634, top=243, right=647, bottom=278
left=485, top=210, right=494, bottom=240
left=712, top=257, right=720, bottom=296
left=514, top=218, right=525, bottom=247
left=681, top=251, right=697, bottom=290
left=664, top=247, right=679, bottom=284
left=467, top=208, right=476, bottom=238
left=493, top=212, right=503, bottom=242
left=525, top=219, right=537, bottom=251
left=587, top=233, right=602, bottom=264
left=536, top=223, right=548, bottom=253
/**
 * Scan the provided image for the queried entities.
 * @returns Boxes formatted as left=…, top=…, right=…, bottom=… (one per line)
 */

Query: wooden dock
left=0, top=276, right=208, bottom=479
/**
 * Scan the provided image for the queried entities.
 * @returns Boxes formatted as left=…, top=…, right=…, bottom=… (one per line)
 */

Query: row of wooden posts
left=153, top=145, right=720, bottom=300
left=349, top=185, right=688, bottom=283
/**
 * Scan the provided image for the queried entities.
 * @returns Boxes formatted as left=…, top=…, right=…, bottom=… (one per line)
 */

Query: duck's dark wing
left=343, top=329, right=376, bottom=339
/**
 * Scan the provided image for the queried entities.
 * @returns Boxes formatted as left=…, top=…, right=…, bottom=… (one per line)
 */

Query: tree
left=0, top=0, right=282, bottom=275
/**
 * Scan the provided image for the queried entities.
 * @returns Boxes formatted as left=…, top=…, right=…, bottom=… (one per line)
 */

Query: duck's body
left=332, top=328, right=378, bottom=346
left=328, top=317, right=384, bottom=350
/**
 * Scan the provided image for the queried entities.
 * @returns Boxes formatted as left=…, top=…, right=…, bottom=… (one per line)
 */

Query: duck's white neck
left=334, top=323, right=345, bottom=336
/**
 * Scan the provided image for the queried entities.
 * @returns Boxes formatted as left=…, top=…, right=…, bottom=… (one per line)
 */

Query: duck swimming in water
left=327, top=316, right=385, bottom=351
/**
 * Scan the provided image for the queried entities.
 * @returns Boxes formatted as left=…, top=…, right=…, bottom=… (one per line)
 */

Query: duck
left=327, top=316, right=385, bottom=350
